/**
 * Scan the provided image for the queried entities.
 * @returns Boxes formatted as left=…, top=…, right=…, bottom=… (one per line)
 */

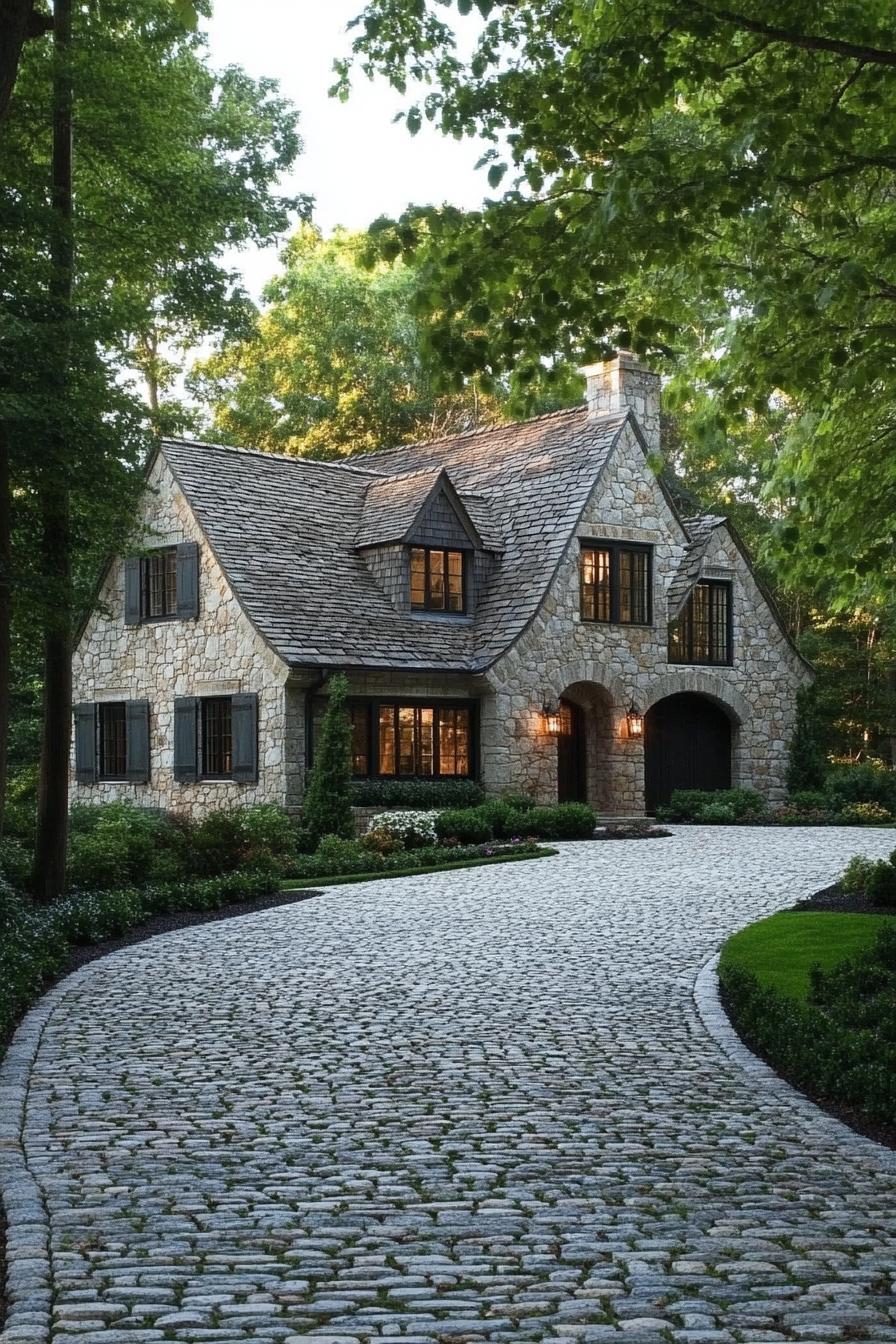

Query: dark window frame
left=200, top=696, right=233, bottom=780
left=409, top=546, right=467, bottom=614
left=141, top=546, right=178, bottom=622
left=98, top=701, right=128, bottom=780
left=326, top=697, right=478, bottom=780
left=580, top=539, right=653, bottom=626
left=668, top=579, right=734, bottom=666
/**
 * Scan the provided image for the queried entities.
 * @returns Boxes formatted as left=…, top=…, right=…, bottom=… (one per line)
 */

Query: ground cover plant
left=719, top=869, right=896, bottom=1137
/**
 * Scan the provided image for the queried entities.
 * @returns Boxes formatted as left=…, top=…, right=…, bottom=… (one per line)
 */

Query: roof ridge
left=161, top=436, right=385, bottom=480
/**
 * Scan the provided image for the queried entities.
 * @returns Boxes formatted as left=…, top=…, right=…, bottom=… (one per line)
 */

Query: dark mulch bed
left=62, top=886, right=323, bottom=975
left=722, top=882, right=895, bottom=1151
left=791, top=880, right=896, bottom=915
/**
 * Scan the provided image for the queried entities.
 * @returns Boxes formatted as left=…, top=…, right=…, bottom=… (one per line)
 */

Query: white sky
left=203, top=0, right=490, bottom=299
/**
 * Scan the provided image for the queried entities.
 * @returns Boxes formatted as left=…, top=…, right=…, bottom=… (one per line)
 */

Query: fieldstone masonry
left=71, top=457, right=294, bottom=818
left=480, top=418, right=808, bottom=809
left=71, top=355, right=810, bottom=818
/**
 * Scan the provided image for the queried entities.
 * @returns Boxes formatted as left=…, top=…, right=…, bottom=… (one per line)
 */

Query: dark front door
left=644, top=692, right=731, bottom=812
left=557, top=699, right=587, bottom=803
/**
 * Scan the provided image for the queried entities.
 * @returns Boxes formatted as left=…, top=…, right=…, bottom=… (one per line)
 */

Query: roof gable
left=159, top=408, right=630, bottom=672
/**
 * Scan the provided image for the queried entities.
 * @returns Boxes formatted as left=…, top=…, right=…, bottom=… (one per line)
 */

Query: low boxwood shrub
left=349, top=778, right=485, bottom=808
left=838, top=849, right=896, bottom=907
left=720, top=926, right=896, bottom=1127
left=285, top=836, right=545, bottom=881
left=434, top=801, right=596, bottom=844
left=656, top=788, right=767, bottom=823
left=0, top=836, right=32, bottom=888
left=435, top=806, right=494, bottom=844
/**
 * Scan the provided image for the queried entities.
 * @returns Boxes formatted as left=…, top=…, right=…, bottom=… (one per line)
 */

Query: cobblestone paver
left=6, top=827, right=896, bottom=1344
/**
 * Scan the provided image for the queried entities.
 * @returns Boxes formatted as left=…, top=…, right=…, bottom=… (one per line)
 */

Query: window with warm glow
left=580, top=542, right=651, bottom=625
left=410, top=547, right=465, bottom=612
left=669, top=580, right=732, bottom=665
left=353, top=702, right=471, bottom=777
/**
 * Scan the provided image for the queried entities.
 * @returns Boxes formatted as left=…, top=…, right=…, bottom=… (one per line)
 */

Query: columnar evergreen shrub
left=302, top=672, right=354, bottom=844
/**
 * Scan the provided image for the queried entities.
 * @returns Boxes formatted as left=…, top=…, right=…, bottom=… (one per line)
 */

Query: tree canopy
left=190, top=225, right=580, bottom=457
left=338, top=0, right=896, bottom=606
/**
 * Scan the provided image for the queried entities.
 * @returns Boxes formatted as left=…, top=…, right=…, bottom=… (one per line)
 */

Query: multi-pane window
left=410, top=547, right=465, bottom=612
left=355, top=702, right=471, bottom=777
left=143, top=547, right=177, bottom=619
left=98, top=702, right=127, bottom=779
left=201, top=696, right=233, bottom=777
left=580, top=542, right=651, bottom=625
left=669, top=580, right=732, bottom=665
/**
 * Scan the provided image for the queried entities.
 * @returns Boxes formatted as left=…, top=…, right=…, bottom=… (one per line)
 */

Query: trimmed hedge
left=719, top=925, right=896, bottom=1127
left=0, top=869, right=278, bottom=1047
left=349, top=778, right=486, bottom=808
left=434, top=801, right=596, bottom=843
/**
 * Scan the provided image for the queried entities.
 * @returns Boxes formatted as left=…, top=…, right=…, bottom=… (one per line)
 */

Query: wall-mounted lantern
left=626, top=701, right=644, bottom=739
left=542, top=699, right=562, bottom=735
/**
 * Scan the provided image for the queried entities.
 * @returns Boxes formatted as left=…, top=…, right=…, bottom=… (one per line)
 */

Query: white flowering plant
left=368, top=809, right=441, bottom=849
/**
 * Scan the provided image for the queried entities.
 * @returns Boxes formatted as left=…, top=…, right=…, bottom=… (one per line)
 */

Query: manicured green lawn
left=720, top=911, right=892, bottom=1001
left=281, top=847, right=556, bottom=890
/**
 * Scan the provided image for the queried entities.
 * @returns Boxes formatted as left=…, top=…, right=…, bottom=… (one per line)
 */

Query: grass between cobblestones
left=281, top=846, right=557, bottom=889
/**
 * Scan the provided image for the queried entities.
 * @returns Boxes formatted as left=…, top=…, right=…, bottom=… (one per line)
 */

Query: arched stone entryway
left=644, top=692, right=735, bottom=812
left=555, top=681, right=617, bottom=810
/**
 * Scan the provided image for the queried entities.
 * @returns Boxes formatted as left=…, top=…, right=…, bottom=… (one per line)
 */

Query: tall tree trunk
left=33, top=0, right=72, bottom=902
left=0, top=427, right=10, bottom=836
left=0, top=0, right=52, bottom=127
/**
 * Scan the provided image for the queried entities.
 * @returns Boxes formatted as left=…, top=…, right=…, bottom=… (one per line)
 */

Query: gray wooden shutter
left=231, top=693, right=258, bottom=783
left=173, top=697, right=198, bottom=781
left=125, top=699, right=150, bottom=783
left=124, top=557, right=141, bottom=626
left=74, top=703, right=97, bottom=783
left=176, top=541, right=200, bottom=619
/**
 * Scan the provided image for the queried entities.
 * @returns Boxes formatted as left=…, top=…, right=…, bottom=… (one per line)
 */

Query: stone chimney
left=580, top=351, right=661, bottom=456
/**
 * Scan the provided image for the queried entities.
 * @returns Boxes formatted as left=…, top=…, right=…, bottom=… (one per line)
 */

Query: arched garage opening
left=644, top=692, right=732, bottom=813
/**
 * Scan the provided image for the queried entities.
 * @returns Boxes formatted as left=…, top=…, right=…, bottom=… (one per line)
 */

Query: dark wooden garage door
left=644, top=693, right=731, bottom=812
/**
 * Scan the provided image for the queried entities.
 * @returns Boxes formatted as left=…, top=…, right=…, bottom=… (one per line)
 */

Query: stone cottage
left=71, top=353, right=812, bottom=817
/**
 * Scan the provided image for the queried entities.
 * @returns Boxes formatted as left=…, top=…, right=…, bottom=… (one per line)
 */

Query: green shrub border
left=281, top=846, right=557, bottom=890
left=718, top=932, right=896, bottom=1132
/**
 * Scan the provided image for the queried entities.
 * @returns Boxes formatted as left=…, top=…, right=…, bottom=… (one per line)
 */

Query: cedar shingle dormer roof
left=354, top=466, right=504, bottom=553
left=666, top=514, right=728, bottom=617
left=161, top=406, right=630, bottom=672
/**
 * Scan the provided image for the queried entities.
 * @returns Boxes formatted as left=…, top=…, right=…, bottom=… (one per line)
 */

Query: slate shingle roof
left=354, top=467, right=444, bottom=549
left=161, top=405, right=630, bottom=672
left=666, top=514, right=728, bottom=616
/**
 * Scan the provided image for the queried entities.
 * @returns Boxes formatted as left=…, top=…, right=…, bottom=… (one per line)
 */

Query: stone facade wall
left=71, top=456, right=293, bottom=819
left=481, top=420, right=811, bottom=811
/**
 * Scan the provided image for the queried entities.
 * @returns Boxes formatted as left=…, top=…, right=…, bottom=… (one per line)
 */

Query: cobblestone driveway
left=6, top=827, right=896, bottom=1344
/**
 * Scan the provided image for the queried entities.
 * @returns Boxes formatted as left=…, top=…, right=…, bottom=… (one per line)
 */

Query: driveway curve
left=5, top=826, right=896, bottom=1344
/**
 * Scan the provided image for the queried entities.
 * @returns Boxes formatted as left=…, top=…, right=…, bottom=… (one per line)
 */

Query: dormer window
left=580, top=540, right=652, bottom=625
left=410, top=547, right=465, bottom=613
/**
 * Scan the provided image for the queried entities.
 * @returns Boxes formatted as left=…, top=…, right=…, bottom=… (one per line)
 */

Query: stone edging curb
left=0, top=963, right=100, bottom=1344
left=693, top=949, right=896, bottom=1172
